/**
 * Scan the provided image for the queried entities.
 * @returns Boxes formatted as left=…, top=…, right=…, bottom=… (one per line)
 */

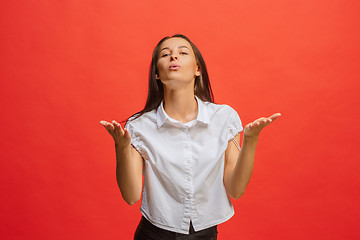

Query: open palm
left=244, top=113, right=281, bottom=137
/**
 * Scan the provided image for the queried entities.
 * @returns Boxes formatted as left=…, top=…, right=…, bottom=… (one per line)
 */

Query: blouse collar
left=156, top=95, right=210, bottom=128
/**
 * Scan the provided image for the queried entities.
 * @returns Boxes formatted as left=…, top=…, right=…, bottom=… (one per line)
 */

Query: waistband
left=134, top=216, right=218, bottom=239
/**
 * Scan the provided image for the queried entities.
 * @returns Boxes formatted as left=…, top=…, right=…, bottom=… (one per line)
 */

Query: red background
left=1, top=0, right=359, bottom=239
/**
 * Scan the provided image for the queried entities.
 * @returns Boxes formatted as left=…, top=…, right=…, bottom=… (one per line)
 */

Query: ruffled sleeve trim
left=124, top=120, right=146, bottom=158
left=226, top=106, right=243, bottom=142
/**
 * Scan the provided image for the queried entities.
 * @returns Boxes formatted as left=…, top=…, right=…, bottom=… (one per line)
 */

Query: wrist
left=115, top=142, right=131, bottom=152
left=243, top=134, right=259, bottom=142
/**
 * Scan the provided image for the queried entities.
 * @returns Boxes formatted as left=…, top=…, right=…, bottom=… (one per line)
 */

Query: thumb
left=123, top=128, right=131, bottom=138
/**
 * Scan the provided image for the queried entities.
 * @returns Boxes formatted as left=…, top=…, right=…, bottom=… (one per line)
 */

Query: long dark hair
left=124, top=34, right=214, bottom=124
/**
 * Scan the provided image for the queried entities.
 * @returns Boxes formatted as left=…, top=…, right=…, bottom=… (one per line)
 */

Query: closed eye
left=161, top=52, right=188, bottom=57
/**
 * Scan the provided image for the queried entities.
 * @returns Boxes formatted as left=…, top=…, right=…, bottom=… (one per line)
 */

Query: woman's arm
left=115, top=143, right=143, bottom=205
left=100, top=120, right=143, bottom=205
left=224, top=113, right=281, bottom=199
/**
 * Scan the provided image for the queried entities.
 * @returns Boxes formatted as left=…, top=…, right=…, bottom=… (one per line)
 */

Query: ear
left=195, top=65, right=201, bottom=76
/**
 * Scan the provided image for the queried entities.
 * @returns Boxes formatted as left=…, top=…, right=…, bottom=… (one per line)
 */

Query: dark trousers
left=134, top=216, right=218, bottom=240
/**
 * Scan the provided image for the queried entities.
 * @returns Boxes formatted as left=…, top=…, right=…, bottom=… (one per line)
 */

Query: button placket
left=182, top=127, right=193, bottom=231
left=183, top=127, right=197, bottom=224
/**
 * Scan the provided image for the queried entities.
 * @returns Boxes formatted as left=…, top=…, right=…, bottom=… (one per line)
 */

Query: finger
left=112, top=120, right=124, bottom=135
left=261, top=118, right=269, bottom=124
left=100, top=120, right=112, bottom=130
left=99, top=120, right=108, bottom=126
left=112, top=120, right=122, bottom=128
left=264, top=118, right=272, bottom=124
left=269, top=113, right=281, bottom=121
left=256, top=121, right=266, bottom=129
left=112, top=120, right=119, bottom=125
left=251, top=119, right=269, bottom=130
left=112, top=120, right=119, bottom=129
left=255, top=117, right=269, bottom=125
left=106, top=123, right=115, bottom=131
left=250, top=122, right=259, bottom=128
left=111, top=121, right=118, bottom=132
left=103, top=124, right=115, bottom=137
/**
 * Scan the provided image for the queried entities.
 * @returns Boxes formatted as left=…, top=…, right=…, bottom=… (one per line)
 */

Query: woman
left=100, top=34, right=281, bottom=239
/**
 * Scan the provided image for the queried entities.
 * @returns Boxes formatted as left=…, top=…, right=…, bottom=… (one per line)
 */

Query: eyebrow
left=160, top=46, right=190, bottom=52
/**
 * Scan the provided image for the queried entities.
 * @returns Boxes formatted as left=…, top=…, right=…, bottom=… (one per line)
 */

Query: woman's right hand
left=100, top=120, right=131, bottom=149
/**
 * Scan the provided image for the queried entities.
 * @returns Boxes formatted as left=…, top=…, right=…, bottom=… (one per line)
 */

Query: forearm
left=115, top=144, right=142, bottom=205
left=228, top=135, right=259, bottom=199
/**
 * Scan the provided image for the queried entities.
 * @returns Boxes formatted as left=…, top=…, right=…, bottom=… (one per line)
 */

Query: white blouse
left=125, top=96, right=243, bottom=234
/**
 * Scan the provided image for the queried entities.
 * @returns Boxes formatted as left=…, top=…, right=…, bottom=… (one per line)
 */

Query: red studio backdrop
left=1, top=0, right=359, bottom=239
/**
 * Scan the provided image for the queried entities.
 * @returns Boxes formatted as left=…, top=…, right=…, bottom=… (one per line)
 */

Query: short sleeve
left=226, top=107, right=243, bottom=141
left=124, top=120, right=144, bottom=154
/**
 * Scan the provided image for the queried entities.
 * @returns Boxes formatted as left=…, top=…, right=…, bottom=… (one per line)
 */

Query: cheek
left=185, top=60, right=198, bottom=73
left=186, top=57, right=198, bottom=69
left=157, top=60, right=166, bottom=72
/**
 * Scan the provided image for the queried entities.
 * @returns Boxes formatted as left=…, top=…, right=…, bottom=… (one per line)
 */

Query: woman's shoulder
left=125, top=109, right=157, bottom=128
left=203, top=101, right=238, bottom=115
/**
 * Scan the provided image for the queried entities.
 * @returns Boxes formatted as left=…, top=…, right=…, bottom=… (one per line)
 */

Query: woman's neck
left=163, top=87, right=198, bottom=124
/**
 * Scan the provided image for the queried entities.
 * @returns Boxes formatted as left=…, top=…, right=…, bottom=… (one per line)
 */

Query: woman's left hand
left=244, top=113, right=281, bottom=138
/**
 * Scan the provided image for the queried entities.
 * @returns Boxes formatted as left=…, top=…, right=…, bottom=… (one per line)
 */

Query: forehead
left=159, top=37, right=192, bottom=51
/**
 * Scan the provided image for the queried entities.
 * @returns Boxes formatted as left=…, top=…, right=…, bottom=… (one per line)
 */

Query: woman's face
left=156, top=37, right=200, bottom=88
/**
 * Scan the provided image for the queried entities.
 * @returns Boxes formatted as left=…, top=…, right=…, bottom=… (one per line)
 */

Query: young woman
left=100, top=34, right=281, bottom=239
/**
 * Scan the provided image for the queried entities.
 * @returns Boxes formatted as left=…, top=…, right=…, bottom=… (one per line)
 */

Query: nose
left=170, top=53, right=178, bottom=61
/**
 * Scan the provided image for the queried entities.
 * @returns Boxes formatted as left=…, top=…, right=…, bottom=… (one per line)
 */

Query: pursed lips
left=169, top=64, right=180, bottom=70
